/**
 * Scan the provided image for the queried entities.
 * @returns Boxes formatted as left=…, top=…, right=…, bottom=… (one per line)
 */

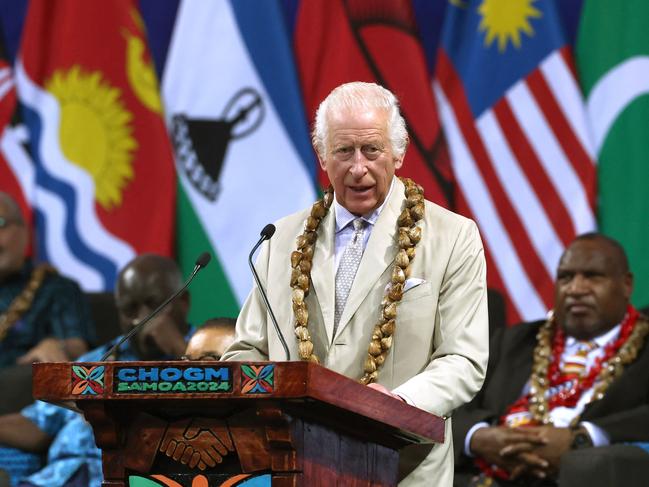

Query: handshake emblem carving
left=160, top=418, right=235, bottom=470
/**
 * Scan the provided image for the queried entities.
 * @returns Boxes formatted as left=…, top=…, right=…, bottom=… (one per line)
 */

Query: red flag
left=295, top=0, right=454, bottom=207
left=0, top=55, right=32, bottom=225
left=16, top=0, right=176, bottom=289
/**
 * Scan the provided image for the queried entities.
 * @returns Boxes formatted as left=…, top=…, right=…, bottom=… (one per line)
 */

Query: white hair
left=311, top=82, right=408, bottom=159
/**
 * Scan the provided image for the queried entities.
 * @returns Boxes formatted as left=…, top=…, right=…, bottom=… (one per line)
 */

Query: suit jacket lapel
left=334, top=178, right=404, bottom=340
left=310, top=207, right=336, bottom=344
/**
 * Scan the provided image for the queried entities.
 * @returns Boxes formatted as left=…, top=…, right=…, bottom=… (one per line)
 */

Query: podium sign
left=33, top=361, right=444, bottom=486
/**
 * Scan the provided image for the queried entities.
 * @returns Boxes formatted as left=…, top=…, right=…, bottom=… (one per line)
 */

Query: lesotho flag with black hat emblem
left=162, top=0, right=317, bottom=323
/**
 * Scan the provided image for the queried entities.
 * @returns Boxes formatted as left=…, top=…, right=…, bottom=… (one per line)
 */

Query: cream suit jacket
left=222, top=177, right=489, bottom=486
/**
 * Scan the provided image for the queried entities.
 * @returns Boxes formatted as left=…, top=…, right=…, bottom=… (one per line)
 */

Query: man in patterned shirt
left=0, top=192, right=93, bottom=367
left=0, top=254, right=192, bottom=487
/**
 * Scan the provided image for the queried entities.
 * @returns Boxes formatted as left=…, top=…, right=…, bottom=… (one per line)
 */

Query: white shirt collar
left=334, top=177, right=396, bottom=233
left=565, top=323, right=622, bottom=349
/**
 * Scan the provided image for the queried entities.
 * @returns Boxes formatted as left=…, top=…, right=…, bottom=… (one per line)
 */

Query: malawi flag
left=435, top=0, right=596, bottom=323
left=162, top=0, right=317, bottom=324
left=576, top=0, right=649, bottom=309
left=15, top=0, right=176, bottom=291
left=294, top=0, right=454, bottom=207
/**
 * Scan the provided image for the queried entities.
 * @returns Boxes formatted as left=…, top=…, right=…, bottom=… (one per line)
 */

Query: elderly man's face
left=0, top=200, right=28, bottom=279
left=554, top=239, right=632, bottom=341
left=319, top=107, right=403, bottom=216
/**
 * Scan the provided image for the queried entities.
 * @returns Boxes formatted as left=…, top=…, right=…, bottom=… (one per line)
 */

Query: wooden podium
left=32, top=361, right=444, bottom=487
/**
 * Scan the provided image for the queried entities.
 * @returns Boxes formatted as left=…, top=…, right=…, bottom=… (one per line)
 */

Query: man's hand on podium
left=160, top=418, right=235, bottom=470
left=366, top=382, right=407, bottom=402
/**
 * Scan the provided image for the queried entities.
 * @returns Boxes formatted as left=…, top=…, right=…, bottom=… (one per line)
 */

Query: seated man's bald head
left=183, top=317, right=236, bottom=361
left=117, top=254, right=183, bottom=296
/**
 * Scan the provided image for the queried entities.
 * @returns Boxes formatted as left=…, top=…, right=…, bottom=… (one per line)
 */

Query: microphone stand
left=249, top=224, right=291, bottom=361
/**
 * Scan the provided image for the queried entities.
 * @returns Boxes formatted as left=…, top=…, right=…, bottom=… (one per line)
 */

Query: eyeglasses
left=0, top=216, right=22, bottom=229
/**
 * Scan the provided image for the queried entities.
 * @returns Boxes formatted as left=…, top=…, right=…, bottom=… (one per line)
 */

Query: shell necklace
left=289, top=177, right=425, bottom=384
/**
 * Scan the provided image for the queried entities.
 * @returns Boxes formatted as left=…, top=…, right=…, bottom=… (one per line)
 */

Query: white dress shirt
left=333, top=178, right=395, bottom=270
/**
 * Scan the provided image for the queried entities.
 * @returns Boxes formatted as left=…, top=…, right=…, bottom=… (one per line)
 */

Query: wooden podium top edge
left=32, top=360, right=444, bottom=444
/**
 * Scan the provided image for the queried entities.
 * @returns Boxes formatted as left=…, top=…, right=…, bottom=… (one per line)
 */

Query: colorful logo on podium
left=71, top=365, right=105, bottom=395
left=241, top=364, right=274, bottom=394
left=114, top=365, right=232, bottom=394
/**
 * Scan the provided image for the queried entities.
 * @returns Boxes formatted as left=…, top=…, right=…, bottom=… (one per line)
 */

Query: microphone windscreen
left=260, top=223, right=276, bottom=239
left=195, top=252, right=212, bottom=269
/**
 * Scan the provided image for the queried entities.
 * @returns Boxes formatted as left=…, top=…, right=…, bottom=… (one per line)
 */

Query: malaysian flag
left=434, top=1, right=596, bottom=323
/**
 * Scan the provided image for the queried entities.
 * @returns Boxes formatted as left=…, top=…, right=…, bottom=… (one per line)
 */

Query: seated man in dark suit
left=0, top=254, right=192, bottom=487
left=453, top=233, right=649, bottom=486
left=0, top=191, right=93, bottom=368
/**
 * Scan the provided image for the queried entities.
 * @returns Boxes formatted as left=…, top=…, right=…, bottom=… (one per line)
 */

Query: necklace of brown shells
left=0, top=264, right=56, bottom=342
left=290, top=177, right=425, bottom=384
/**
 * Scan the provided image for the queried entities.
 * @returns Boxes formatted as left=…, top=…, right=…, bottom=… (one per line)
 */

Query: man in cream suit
left=222, top=82, right=489, bottom=486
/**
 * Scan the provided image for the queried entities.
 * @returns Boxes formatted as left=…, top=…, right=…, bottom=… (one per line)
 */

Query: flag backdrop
left=0, top=47, right=33, bottom=227
left=1, top=1, right=646, bottom=324
left=576, top=0, right=649, bottom=308
left=162, top=0, right=317, bottom=324
left=294, top=0, right=454, bottom=208
left=13, top=0, right=176, bottom=291
left=434, top=0, right=597, bottom=323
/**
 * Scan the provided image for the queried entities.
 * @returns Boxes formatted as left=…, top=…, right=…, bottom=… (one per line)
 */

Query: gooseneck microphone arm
left=99, top=252, right=212, bottom=362
left=248, top=224, right=291, bottom=361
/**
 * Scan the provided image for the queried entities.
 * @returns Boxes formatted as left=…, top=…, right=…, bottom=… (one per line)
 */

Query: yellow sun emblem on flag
left=124, top=8, right=162, bottom=114
left=478, top=0, right=542, bottom=52
left=46, top=66, right=137, bottom=210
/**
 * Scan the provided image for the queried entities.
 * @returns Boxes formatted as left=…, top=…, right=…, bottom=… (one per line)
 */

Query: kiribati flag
left=434, top=0, right=596, bottom=323
left=0, top=46, right=33, bottom=225
left=15, top=0, right=175, bottom=290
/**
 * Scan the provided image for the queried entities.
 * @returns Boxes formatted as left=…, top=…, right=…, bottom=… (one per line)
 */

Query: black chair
left=0, top=468, right=10, bottom=487
left=487, top=288, right=506, bottom=338
left=559, top=444, right=649, bottom=487
left=0, top=364, right=33, bottom=415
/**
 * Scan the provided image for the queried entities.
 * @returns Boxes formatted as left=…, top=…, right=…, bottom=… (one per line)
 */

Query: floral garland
left=0, top=264, right=57, bottom=342
left=476, top=305, right=649, bottom=481
left=289, top=177, right=425, bottom=384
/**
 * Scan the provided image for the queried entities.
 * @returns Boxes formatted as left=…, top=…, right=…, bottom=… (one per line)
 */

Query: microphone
left=99, top=252, right=212, bottom=362
left=248, top=224, right=291, bottom=361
